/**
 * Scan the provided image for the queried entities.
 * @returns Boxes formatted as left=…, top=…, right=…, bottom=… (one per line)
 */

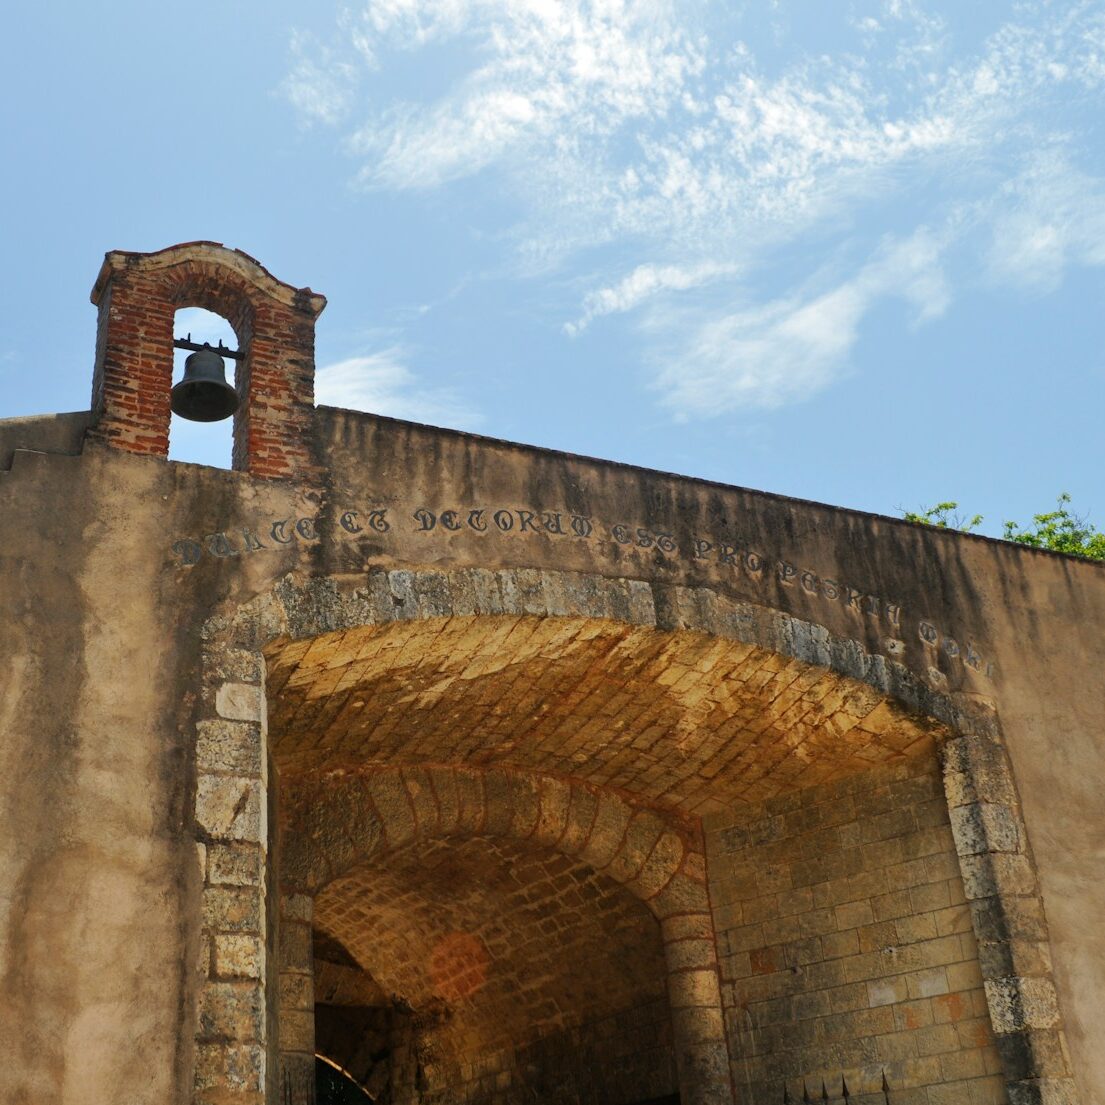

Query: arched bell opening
left=170, top=307, right=240, bottom=468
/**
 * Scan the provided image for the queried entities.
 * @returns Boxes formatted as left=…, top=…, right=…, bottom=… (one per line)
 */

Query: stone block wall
left=706, top=750, right=1008, bottom=1105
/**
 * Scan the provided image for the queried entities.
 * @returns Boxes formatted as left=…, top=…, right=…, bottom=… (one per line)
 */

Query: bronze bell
left=171, top=345, right=240, bottom=422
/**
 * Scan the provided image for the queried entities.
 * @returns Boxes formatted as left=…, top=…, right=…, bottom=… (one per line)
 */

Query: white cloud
left=986, top=151, right=1105, bottom=292
left=289, top=1, right=1105, bottom=251
left=286, top=2, right=1105, bottom=416
left=282, top=31, right=357, bottom=126
left=343, top=0, right=702, bottom=191
left=566, top=261, right=739, bottom=336
left=654, top=226, right=949, bottom=418
left=315, top=348, right=481, bottom=429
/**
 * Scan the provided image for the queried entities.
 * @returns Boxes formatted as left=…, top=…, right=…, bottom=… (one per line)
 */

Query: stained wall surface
left=0, top=389, right=1103, bottom=1105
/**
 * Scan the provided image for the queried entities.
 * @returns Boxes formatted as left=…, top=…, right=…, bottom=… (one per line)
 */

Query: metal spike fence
left=786, top=1072, right=890, bottom=1103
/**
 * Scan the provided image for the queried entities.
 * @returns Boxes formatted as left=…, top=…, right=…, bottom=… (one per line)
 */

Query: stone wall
left=707, top=750, right=1007, bottom=1104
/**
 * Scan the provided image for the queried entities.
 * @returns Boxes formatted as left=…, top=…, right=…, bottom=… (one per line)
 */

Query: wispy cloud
left=345, top=0, right=700, bottom=191
left=285, top=2, right=1105, bottom=417
left=566, top=261, right=739, bottom=336
left=985, top=149, right=1105, bottom=293
left=282, top=30, right=358, bottom=126
left=654, top=226, right=949, bottom=417
left=315, top=348, right=481, bottom=429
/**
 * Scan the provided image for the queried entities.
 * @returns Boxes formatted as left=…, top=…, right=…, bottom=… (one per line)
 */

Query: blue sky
left=3, top=0, right=1104, bottom=535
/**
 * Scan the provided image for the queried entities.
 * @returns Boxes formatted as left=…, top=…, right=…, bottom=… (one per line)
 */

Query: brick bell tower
left=88, top=241, right=327, bottom=480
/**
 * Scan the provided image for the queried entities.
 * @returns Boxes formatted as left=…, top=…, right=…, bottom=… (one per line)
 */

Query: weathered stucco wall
left=0, top=401, right=1102, bottom=1104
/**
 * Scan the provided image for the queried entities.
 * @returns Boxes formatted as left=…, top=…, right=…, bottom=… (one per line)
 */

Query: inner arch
left=310, top=834, right=677, bottom=1105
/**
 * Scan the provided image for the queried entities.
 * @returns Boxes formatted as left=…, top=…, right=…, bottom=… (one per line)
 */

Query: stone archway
left=276, top=765, right=722, bottom=1105
left=188, top=567, right=1076, bottom=1105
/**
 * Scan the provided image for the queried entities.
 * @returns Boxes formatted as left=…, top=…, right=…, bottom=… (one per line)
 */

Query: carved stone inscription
left=171, top=502, right=993, bottom=680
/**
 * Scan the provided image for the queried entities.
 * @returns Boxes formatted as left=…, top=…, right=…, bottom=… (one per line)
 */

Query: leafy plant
left=903, top=494, right=1105, bottom=562
left=901, top=502, right=983, bottom=532
left=1000, top=493, right=1105, bottom=560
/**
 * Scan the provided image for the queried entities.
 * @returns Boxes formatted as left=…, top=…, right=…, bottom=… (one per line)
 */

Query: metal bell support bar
left=170, top=336, right=242, bottom=423
left=173, top=334, right=244, bottom=360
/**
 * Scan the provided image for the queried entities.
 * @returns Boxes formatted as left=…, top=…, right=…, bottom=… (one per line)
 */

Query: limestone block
left=579, top=793, right=632, bottom=870
left=364, top=772, right=417, bottom=848
left=662, top=913, right=715, bottom=943
left=607, top=811, right=666, bottom=885
left=625, top=578, right=658, bottom=625
left=1007, top=1080, right=1079, bottom=1105
left=969, top=894, right=1048, bottom=944
left=984, top=977, right=1061, bottom=1033
left=208, top=843, right=265, bottom=887
left=199, top=980, right=264, bottom=1040
left=214, top=934, right=264, bottom=979
left=949, top=802, right=1021, bottom=856
left=978, top=937, right=1053, bottom=980
left=196, top=774, right=264, bottom=843
left=204, top=647, right=265, bottom=685
left=559, top=785, right=599, bottom=855
left=279, top=971, right=314, bottom=1013
left=216, top=682, right=265, bottom=723
left=506, top=774, right=542, bottom=839
left=532, top=775, right=572, bottom=847
left=668, top=968, right=722, bottom=1009
left=650, top=873, right=710, bottom=917
left=675, top=1041, right=732, bottom=1105
left=280, top=920, right=312, bottom=971
left=194, top=1041, right=266, bottom=1095
left=203, top=886, right=262, bottom=934
left=426, top=766, right=461, bottom=835
left=402, top=767, right=441, bottom=837
left=281, top=1008, right=316, bottom=1053
left=664, top=938, right=719, bottom=973
left=671, top=1005, right=726, bottom=1044
left=281, top=893, right=313, bottom=923
left=941, top=736, right=1017, bottom=807
left=634, top=831, right=685, bottom=899
left=467, top=568, right=505, bottom=615
left=959, top=853, right=1038, bottom=901
left=453, top=768, right=487, bottom=834
left=196, top=718, right=263, bottom=777
left=412, top=570, right=452, bottom=618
